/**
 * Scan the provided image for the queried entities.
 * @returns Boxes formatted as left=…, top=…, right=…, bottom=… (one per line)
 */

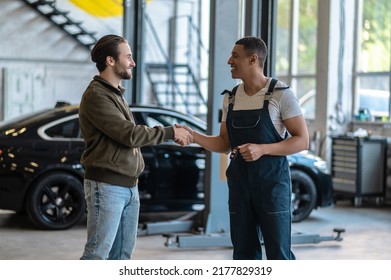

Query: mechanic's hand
left=173, top=125, right=193, bottom=146
left=175, top=124, right=193, bottom=134
left=237, top=143, right=264, bottom=162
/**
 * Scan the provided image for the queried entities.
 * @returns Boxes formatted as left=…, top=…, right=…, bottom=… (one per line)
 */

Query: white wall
left=0, top=0, right=96, bottom=120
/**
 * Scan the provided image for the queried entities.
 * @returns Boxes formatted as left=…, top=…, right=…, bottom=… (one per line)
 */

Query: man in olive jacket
left=79, top=34, right=192, bottom=260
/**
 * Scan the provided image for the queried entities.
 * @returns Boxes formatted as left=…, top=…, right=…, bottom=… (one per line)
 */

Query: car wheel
left=26, top=172, right=85, bottom=230
left=290, top=169, right=317, bottom=223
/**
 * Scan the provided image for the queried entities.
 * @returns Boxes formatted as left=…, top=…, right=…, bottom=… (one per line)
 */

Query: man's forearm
left=193, top=131, right=231, bottom=154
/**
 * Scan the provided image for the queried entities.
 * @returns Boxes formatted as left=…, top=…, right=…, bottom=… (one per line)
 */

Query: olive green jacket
left=79, top=76, right=175, bottom=187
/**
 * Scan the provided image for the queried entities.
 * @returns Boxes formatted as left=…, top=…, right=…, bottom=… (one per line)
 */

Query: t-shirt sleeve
left=280, top=88, right=303, bottom=120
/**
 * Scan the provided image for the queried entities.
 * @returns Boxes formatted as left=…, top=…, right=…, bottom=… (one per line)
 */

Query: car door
left=135, top=110, right=206, bottom=212
left=41, top=115, right=84, bottom=171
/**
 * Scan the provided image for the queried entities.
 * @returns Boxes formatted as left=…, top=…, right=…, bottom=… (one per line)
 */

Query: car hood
left=288, top=150, right=330, bottom=174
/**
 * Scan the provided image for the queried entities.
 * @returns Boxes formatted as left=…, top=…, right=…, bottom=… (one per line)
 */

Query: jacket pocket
left=110, top=145, right=144, bottom=176
left=111, top=144, right=121, bottom=163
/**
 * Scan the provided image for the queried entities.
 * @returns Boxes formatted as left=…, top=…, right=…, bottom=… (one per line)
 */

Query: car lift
left=137, top=212, right=197, bottom=236
left=162, top=228, right=345, bottom=249
left=137, top=211, right=345, bottom=249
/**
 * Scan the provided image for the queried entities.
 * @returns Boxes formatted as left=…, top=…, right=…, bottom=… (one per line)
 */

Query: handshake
left=173, top=124, right=194, bottom=146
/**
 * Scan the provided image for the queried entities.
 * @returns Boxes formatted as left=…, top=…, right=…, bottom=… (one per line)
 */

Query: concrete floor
left=0, top=200, right=390, bottom=260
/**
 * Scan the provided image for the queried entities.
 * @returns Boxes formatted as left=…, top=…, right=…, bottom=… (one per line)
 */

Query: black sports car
left=0, top=104, right=333, bottom=230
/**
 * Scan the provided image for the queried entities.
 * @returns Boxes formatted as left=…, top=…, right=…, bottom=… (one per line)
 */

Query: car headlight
left=314, top=160, right=330, bottom=174
left=195, top=159, right=205, bottom=169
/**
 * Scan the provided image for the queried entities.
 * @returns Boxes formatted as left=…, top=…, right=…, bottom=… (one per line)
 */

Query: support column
left=203, top=0, right=241, bottom=235
left=314, top=0, right=354, bottom=161
left=123, top=0, right=144, bottom=104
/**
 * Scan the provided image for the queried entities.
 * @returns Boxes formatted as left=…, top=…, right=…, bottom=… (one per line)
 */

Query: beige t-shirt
left=221, top=79, right=303, bottom=138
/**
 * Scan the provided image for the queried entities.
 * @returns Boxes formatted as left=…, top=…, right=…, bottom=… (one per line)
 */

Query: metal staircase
left=20, top=0, right=97, bottom=50
left=144, top=13, right=207, bottom=120
left=145, top=63, right=207, bottom=120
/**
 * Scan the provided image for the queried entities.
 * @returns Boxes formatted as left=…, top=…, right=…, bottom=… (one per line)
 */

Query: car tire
left=26, top=172, right=86, bottom=230
left=290, top=169, right=317, bottom=223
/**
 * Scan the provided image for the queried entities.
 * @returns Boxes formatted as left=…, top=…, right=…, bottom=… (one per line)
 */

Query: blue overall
left=225, top=79, right=295, bottom=260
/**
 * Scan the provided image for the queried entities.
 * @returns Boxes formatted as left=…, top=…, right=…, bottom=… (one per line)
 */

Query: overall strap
left=221, top=85, right=239, bottom=106
left=265, top=78, right=290, bottom=139
left=264, top=78, right=289, bottom=103
left=265, top=78, right=278, bottom=101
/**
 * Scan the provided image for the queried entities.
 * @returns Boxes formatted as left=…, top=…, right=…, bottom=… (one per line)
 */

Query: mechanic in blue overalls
left=184, top=36, right=309, bottom=259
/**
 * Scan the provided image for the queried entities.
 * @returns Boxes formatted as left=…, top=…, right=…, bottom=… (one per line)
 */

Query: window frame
left=352, top=0, right=391, bottom=122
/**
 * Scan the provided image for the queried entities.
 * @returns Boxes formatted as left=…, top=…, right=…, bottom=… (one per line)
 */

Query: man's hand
left=173, top=125, right=193, bottom=146
left=237, top=143, right=264, bottom=161
left=175, top=124, right=193, bottom=134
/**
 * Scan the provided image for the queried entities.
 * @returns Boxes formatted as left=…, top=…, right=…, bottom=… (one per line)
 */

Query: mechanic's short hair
left=235, top=36, right=267, bottom=68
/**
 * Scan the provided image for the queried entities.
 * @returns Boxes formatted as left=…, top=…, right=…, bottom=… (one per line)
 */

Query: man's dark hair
left=91, top=34, right=127, bottom=72
left=235, top=36, right=267, bottom=68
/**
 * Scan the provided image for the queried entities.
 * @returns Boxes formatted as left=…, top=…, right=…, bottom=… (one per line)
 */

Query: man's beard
left=114, top=66, right=131, bottom=80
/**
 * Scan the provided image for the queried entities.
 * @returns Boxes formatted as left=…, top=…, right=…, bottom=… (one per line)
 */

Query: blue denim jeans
left=80, top=180, right=140, bottom=260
